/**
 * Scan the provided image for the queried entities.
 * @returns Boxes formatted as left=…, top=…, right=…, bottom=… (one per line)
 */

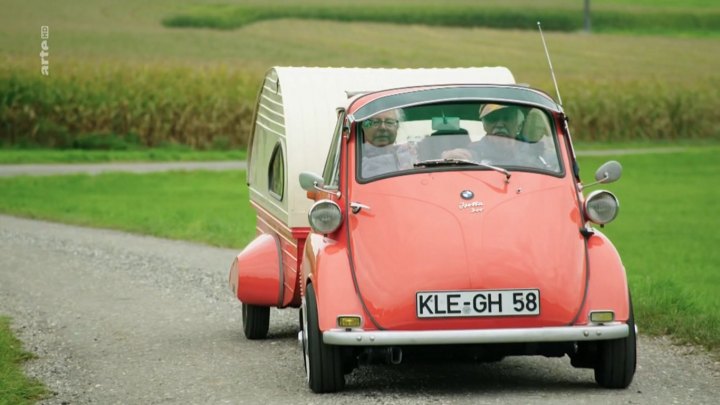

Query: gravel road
left=1, top=214, right=718, bottom=404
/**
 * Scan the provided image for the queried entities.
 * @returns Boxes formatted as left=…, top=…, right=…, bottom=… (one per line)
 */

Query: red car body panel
left=347, top=171, right=587, bottom=330
left=580, top=230, right=630, bottom=323
left=303, top=234, right=368, bottom=332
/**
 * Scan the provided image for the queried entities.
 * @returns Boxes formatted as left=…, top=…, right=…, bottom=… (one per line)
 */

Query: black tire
left=302, top=284, right=345, bottom=393
left=242, top=303, right=270, bottom=340
left=594, top=296, right=637, bottom=388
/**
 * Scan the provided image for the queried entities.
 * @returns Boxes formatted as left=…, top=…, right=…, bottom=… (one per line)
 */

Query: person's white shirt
left=361, top=143, right=414, bottom=178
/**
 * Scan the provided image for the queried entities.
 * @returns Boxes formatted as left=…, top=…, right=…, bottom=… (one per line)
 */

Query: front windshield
left=358, top=102, right=562, bottom=180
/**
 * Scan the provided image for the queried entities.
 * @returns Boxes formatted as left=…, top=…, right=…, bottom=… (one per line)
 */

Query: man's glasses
left=363, top=118, right=399, bottom=128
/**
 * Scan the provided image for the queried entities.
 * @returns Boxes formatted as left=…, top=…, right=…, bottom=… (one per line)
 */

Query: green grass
left=162, top=1, right=720, bottom=36
left=0, top=149, right=246, bottom=164
left=0, top=317, right=47, bottom=405
left=0, top=147, right=719, bottom=353
left=573, top=138, right=720, bottom=151
left=0, top=171, right=257, bottom=248
left=578, top=147, right=720, bottom=352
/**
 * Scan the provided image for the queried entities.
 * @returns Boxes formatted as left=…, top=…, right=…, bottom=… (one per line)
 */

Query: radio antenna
left=537, top=21, right=563, bottom=106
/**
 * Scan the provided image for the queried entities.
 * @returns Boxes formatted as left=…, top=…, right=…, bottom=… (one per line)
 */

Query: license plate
left=416, top=289, right=540, bottom=318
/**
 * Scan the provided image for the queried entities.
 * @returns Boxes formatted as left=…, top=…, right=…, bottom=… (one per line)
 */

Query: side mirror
left=595, top=160, right=622, bottom=184
left=581, top=160, right=622, bottom=191
left=299, top=171, right=324, bottom=191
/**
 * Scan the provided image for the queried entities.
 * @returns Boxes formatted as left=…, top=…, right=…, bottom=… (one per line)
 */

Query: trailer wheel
left=302, top=284, right=345, bottom=393
left=242, top=303, right=270, bottom=340
left=594, top=296, right=637, bottom=388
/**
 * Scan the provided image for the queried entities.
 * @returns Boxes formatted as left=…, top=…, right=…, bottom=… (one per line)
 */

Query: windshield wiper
left=413, top=158, right=511, bottom=183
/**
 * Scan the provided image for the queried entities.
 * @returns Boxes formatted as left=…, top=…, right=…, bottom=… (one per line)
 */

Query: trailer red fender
left=229, top=233, right=282, bottom=307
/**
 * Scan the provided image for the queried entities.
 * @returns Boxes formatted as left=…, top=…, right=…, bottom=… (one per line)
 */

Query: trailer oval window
left=268, top=143, right=285, bottom=201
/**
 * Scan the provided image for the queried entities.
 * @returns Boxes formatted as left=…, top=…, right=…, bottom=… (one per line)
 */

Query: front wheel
left=242, top=303, right=270, bottom=340
left=302, top=284, right=345, bottom=393
left=594, top=296, right=637, bottom=388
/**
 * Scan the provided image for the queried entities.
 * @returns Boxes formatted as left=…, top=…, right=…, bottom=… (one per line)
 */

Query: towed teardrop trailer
left=229, top=66, right=635, bottom=393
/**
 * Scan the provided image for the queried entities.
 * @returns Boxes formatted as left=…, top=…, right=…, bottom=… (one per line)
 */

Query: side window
left=268, top=142, right=285, bottom=201
left=322, top=111, right=345, bottom=189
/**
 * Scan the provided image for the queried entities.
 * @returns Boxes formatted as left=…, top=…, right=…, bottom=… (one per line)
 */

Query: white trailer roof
left=252, top=66, right=516, bottom=228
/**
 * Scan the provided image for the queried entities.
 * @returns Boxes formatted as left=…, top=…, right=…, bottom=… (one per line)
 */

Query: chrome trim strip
left=323, top=324, right=628, bottom=346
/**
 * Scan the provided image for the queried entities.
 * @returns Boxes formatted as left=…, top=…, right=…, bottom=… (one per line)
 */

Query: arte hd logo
left=40, top=26, right=49, bottom=76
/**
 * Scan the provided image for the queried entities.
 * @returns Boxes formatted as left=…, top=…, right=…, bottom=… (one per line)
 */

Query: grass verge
left=578, top=146, right=720, bottom=352
left=0, top=171, right=256, bottom=248
left=0, top=147, right=718, bottom=353
left=0, top=149, right=247, bottom=164
left=0, top=317, right=47, bottom=405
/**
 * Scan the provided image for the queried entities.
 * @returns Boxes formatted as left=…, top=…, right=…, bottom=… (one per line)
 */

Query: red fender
left=577, top=230, right=630, bottom=324
left=304, top=234, right=367, bottom=332
left=229, top=233, right=283, bottom=307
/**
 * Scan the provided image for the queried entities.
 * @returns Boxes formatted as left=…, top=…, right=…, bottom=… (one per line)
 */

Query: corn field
left=1, top=63, right=718, bottom=149
left=563, top=80, right=720, bottom=141
left=0, top=63, right=256, bottom=150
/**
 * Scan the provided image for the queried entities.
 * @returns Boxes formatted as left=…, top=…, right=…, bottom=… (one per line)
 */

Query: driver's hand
left=441, top=148, right=473, bottom=160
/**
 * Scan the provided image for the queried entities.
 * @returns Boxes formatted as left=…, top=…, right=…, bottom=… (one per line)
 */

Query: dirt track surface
left=1, top=214, right=718, bottom=404
left=0, top=161, right=247, bottom=177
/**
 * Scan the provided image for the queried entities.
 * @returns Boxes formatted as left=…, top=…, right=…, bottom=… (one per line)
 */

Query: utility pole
left=584, top=0, right=592, bottom=33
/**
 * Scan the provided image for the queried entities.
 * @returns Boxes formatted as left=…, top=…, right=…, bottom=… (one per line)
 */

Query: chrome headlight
left=584, top=190, right=619, bottom=224
left=308, top=199, right=343, bottom=234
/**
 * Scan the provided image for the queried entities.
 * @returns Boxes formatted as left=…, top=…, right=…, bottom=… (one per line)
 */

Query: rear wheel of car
left=594, top=296, right=637, bottom=388
left=302, top=284, right=345, bottom=393
left=242, top=303, right=270, bottom=340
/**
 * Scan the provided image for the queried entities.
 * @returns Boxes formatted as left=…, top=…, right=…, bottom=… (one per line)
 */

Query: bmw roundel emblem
left=460, top=190, right=474, bottom=200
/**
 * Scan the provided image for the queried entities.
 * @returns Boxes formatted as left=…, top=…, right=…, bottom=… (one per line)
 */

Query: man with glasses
left=361, top=109, right=414, bottom=178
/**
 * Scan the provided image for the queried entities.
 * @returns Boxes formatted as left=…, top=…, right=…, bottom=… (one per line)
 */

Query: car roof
left=347, top=84, right=562, bottom=123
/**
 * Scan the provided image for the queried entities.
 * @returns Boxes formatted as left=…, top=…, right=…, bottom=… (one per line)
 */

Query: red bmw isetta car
left=229, top=67, right=635, bottom=393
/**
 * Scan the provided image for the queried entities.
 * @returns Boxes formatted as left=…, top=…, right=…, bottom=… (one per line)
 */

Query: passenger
left=441, top=104, right=524, bottom=163
left=361, top=109, right=414, bottom=177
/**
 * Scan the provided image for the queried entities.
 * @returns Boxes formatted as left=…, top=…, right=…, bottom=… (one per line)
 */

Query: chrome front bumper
left=323, top=323, right=629, bottom=346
